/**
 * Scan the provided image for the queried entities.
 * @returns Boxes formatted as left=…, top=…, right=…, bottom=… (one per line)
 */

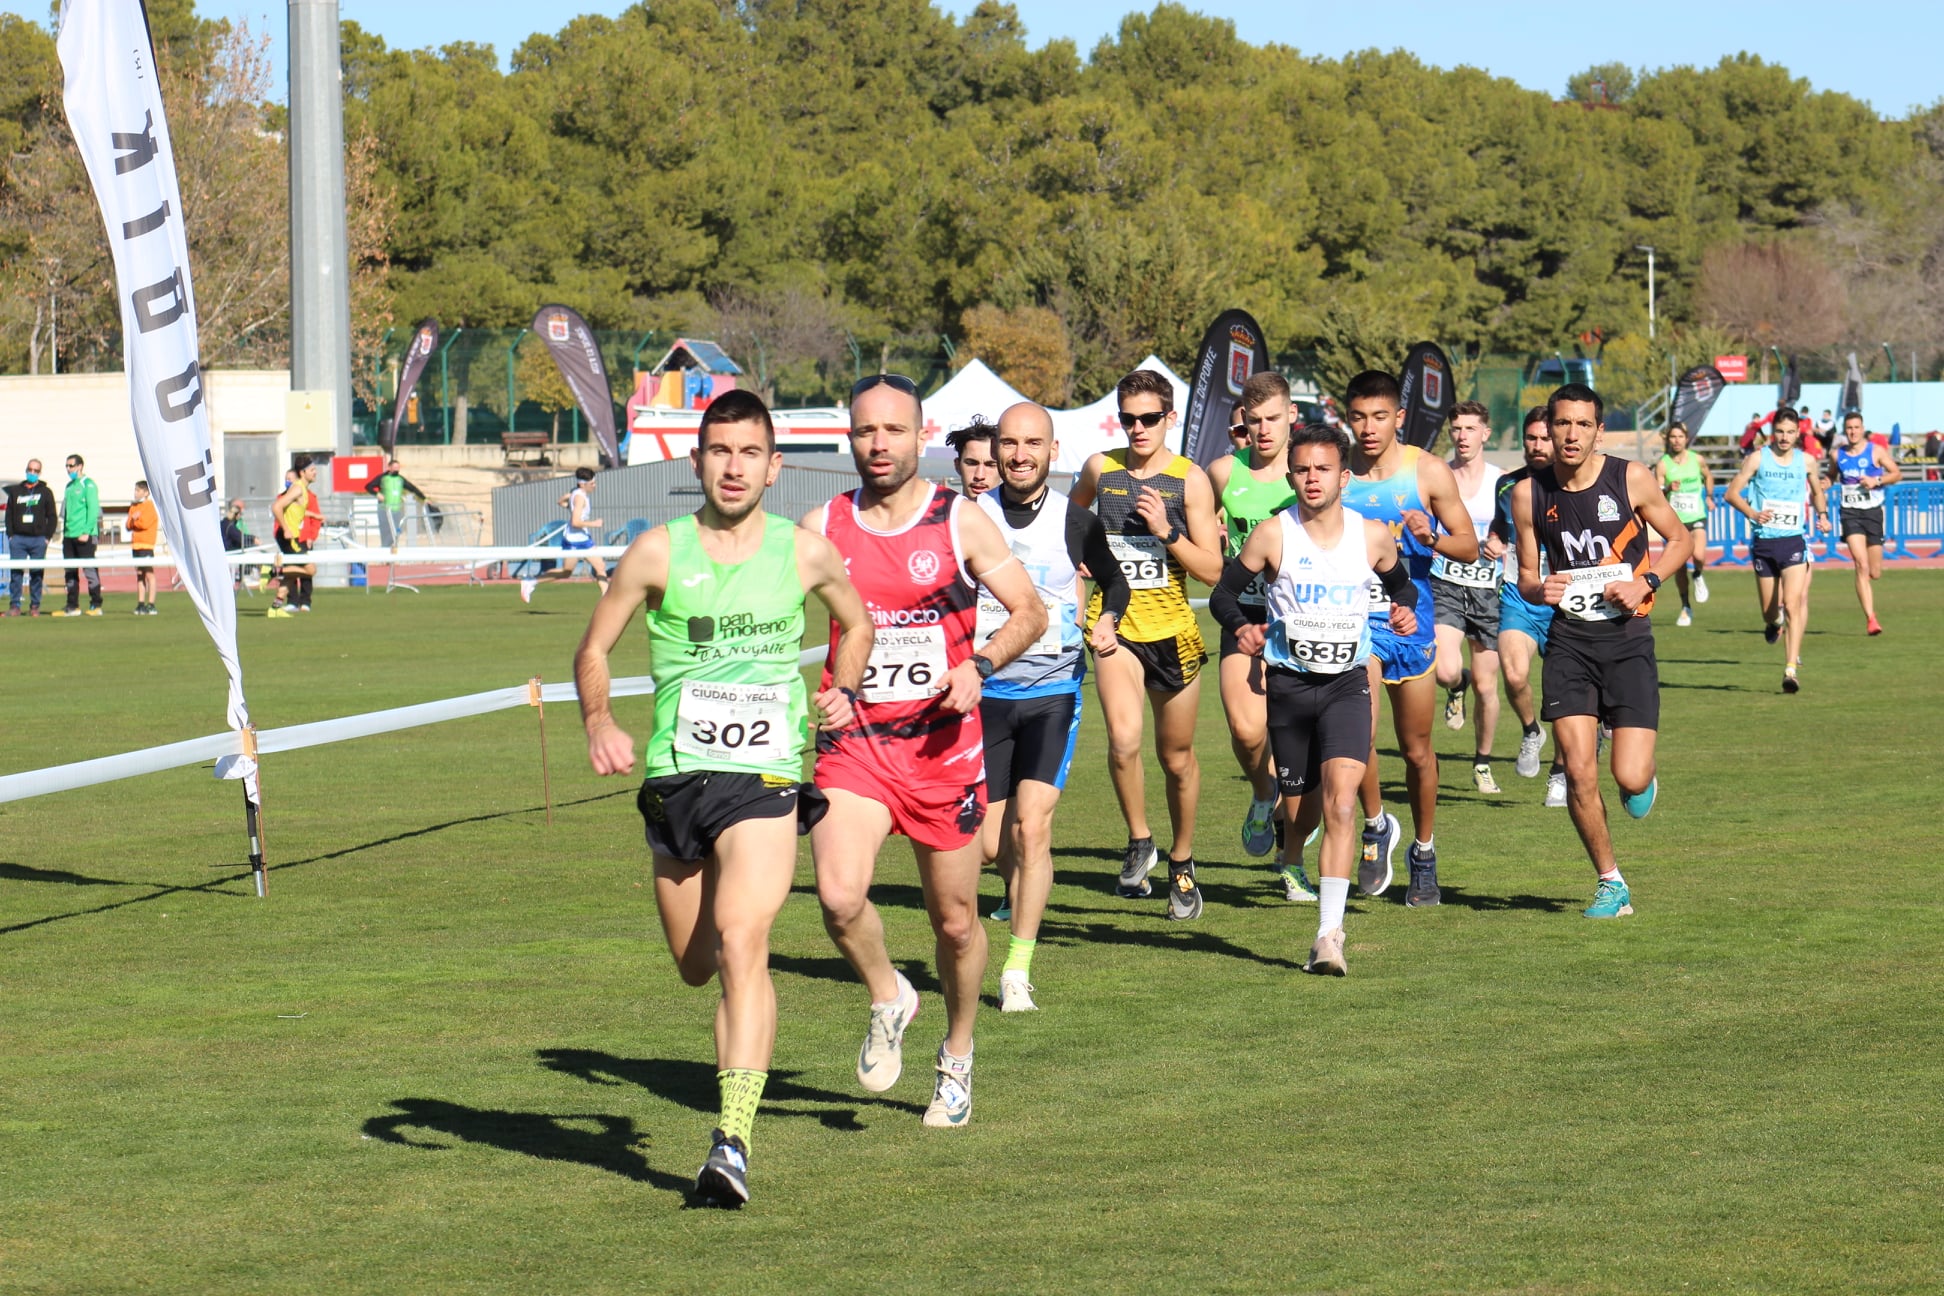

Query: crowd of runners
left=568, top=367, right=1900, bottom=1206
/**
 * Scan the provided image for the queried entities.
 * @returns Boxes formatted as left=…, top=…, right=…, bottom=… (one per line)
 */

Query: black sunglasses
left=1117, top=410, right=1168, bottom=430
left=852, top=373, right=918, bottom=399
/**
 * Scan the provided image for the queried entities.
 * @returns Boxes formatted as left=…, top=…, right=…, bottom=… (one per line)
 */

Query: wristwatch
left=1160, top=525, right=1183, bottom=546
left=972, top=654, right=997, bottom=680
left=1642, top=571, right=1662, bottom=592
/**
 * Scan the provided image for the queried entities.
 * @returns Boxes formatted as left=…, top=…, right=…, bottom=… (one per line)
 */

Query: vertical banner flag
left=1839, top=352, right=1863, bottom=419
left=383, top=318, right=440, bottom=456
left=1670, top=364, right=1728, bottom=433
left=534, top=304, right=621, bottom=469
left=1397, top=342, right=1453, bottom=449
left=59, top=0, right=252, bottom=751
left=1778, top=355, right=1801, bottom=410
left=1182, top=310, right=1270, bottom=467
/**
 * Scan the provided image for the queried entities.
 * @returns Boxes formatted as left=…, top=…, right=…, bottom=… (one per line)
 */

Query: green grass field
left=3, top=573, right=1941, bottom=1294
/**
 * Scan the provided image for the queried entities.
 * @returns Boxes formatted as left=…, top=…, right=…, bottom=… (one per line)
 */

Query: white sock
left=1365, top=811, right=1386, bottom=831
left=1598, top=868, right=1623, bottom=883
left=1415, top=836, right=1434, bottom=852
left=1318, top=876, right=1349, bottom=937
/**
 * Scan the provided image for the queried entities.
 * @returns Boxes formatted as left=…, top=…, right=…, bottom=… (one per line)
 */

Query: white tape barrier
left=0, top=647, right=829, bottom=805
left=0, top=545, right=631, bottom=571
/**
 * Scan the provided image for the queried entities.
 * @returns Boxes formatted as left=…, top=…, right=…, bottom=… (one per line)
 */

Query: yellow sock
left=1003, top=936, right=1035, bottom=978
left=717, top=1068, right=766, bottom=1147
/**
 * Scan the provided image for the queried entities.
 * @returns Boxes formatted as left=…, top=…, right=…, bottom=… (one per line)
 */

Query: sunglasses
left=1117, top=410, right=1169, bottom=430
left=852, top=373, right=918, bottom=399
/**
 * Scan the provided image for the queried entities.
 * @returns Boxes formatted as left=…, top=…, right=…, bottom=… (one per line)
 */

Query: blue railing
left=1700, top=482, right=1941, bottom=565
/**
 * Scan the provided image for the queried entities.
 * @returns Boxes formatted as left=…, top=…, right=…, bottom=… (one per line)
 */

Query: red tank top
left=821, top=483, right=982, bottom=753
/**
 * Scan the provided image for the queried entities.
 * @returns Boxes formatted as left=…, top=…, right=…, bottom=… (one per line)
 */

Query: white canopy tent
left=919, top=358, right=1027, bottom=451
left=1049, top=354, right=1190, bottom=473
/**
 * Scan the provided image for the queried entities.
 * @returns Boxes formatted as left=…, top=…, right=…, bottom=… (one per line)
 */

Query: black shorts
left=1266, top=667, right=1373, bottom=796
left=1431, top=579, right=1500, bottom=650
left=1112, top=630, right=1206, bottom=692
left=1840, top=508, right=1885, bottom=546
left=636, top=771, right=827, bottom=862
left=1749, top=536, right=1806, bottom=577
left=979, top=691, right=1082, bottom=802
left=276, top=534, right=311, bottom=558
left=132, top=547, right=154, bottom=576
left=1217, top=617, right=1267, bottom=658
left=1540, top=628, right=1660, bottom=730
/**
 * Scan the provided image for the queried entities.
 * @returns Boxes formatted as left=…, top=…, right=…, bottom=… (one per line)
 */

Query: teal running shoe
left=1276, top=861, right=1318, bottom=902
left=1582, top=877, right=1634, bottom=919
left=1621, top=778, right=1657, bottom=820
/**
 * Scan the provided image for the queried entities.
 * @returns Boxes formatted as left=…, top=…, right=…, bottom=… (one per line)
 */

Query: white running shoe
left=1515, top=728, right=1545, bottom=779
left=1241, top=796, right=1276, bottom=857
left=1473, top=763, right=1501, bottom=794
left=1676, top=607, right=1692, bottom=627
left=1277, top=861, right=1318, bottom=902
left=1304, top=927, right=1347, bottom=977
left=922, top=1046, right=973, bottom=1129
left=999, top=970, right=1037, bottom=1013
left=856, top=972, right=919, bottom=1092
left=1693, top=573, right=1709, bottom=604
left=1545, top=771, right=1568, bottom=808
left=519, top=578, right=537, bottom=604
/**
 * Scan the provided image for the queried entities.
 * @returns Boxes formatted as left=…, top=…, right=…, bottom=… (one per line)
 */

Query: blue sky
left=211, top=1, right=1941, bottom=118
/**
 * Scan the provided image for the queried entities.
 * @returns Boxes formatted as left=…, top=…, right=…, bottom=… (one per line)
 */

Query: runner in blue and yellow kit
left=1339, top=371, right=1479, bottom=907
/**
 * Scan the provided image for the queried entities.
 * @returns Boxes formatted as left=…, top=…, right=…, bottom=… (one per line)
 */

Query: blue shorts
left=1370, top=626, right=1437, bottom=684
left=1498, top=583, right=1553, bottom=657
left=561, top=534, right=595, bottom=552
left=979, top=690, right=1083, bottom=802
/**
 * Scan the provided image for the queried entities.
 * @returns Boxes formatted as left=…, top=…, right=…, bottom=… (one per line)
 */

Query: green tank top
left=378, top=474, right=405, bottom=510
left=1662, top=451, right=1706, bottom=524
left=1221, top=455, right=1298, bottom=553
left=643, top=513, right=810, bottom=780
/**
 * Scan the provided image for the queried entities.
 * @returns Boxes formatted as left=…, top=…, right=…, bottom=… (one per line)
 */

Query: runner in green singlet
left=574, top=390, right=873, bottom=1207
left=1653, top=423, right=1712, bottom=626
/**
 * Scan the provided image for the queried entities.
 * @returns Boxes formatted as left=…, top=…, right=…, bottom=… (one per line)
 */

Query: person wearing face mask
left=5, top=459, right=59, bottom=615
left=56, top=454, right=103, bottom=616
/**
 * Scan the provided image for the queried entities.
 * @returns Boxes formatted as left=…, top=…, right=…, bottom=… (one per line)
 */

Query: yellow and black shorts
left=1100, top=625, right=1206, bottom=692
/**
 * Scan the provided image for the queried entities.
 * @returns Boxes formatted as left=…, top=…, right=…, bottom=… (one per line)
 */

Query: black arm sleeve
left=1070, top=509, right=1130, bottom=622
left=363, top=476, right=382, bottom=496
left=404, top=475, right=427, bottom=500
left=1378, top=557, right=1419, bottom=610
left=1209, top=557, right=1260, bottom=634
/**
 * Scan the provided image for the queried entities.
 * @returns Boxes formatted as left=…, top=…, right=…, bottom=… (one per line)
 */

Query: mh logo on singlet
left=1561, top=530, right=1614, bottom=565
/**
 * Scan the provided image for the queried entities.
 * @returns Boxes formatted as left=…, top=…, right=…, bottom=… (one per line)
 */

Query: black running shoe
left=1405, top=842, right=1441, bottom=907
left=1117, top=837, right=1157, bottom=898
left=1165, top=857, right=1203, bottom=921
left=1763, top=620, right=1781, bottom=645
left=695, top=1129, right=750, bottom=1207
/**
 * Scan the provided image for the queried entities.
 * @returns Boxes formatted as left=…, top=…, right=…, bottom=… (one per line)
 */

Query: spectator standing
left=363, top=457, right=427, bottom=547
left=6, top=458, right=58, bottom=615
left=57, top=454, right=103, bottom=617
left=127, top=480, right=160, bottom=615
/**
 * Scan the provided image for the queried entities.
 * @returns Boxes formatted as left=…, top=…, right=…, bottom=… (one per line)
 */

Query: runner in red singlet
left=805, top=373, right=1047, bottom=1130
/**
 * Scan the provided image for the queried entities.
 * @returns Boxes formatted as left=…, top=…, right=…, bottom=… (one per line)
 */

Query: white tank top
left=974, top=488, right=1083, bottom=693
left=1264, top=506, right=1376, bottom=676
left=564, top=486, right=593, bottom=543
left=1430, top=461, right=1500, bottom=589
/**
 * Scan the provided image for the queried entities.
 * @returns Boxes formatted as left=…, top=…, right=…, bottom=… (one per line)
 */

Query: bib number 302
left=675, top=681, right=790, bottom=763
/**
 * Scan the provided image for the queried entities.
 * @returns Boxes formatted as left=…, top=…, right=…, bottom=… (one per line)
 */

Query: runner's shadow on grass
left=1660, top=681, right=1754, bottom=692
left=769, top=953, right=941, bottom=997
left=361, top=1097, right=694, bottom=1197
left=537, top=1049, right=925, bottom=1123
left=1377, top=886, right=1572, bottom=913
left=1036, top=919, right=1307, bottom=971
left=0, top=861, right=138, bottom=887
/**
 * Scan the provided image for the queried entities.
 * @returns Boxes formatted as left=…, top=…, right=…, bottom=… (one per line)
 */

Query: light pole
left=1635, top=245, right=1656, bottom=340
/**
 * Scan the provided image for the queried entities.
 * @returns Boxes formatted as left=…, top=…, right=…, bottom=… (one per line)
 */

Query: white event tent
left=918, top=354, right=1192, bottom=474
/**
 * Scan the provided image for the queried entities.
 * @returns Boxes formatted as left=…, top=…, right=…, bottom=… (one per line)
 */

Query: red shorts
left=814, top=730, right=987, bottom=851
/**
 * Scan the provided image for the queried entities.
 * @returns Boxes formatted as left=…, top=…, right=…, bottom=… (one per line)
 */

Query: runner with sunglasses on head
left=1070, top=369, right=1225, bottom=920
left=806, top=373, right=1047, bottom=1130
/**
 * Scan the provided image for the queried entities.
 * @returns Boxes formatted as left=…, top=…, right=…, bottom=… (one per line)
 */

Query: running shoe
left=1675, top=607, right=1692, bottom=627
left=1357, top=812, right=1399, bottom=896
left=1165, top=858, right=1204, bottom=921
left=922, top=1047, right=973, bottom=1129
left=1597, top=725, right=1610, bottom=758
left=1782, top=665, right=1800, bottom=695
left=519, top=578, right=537, bottom=604
left=1405, top=842, right=1441, bottom=907
left=1622, top=778, right=1657, bottom=820
left=265, top=606, right=292, bottom=619
left=1277, top=861, right=1318, bottom=903
left=990, top=892, right=1011, bottom=923
left=999, top=970, right=1037, bottom=1013
left=1241, top=796, right=1277, bottom=858
left=856, top=972, right=919, bottom=1093
left=1763, top=619, right=1780, bottom=645
left=1867, top=616, right=1882, bottom=636
left=694, top=1129, right=750, bottom=1207
left=1443, top=679, right=1467, bottom=730
left=1304, top=927, right=1347, bottom=976
left=1515, top=728, right=1545, bottom=779
left=1692, top=572, right=1709, bottom=604
left=1472, top=762, right=1501, bottom=795
left=85, top=607, right=103, bottom=616
left=1116, top=837, right=1157, bottom=898
left=53, top=607, right=81, bottom=617
left=1582, top=877, right=1633, bottom=919
left=1545, top=770, right=1568, bottom=808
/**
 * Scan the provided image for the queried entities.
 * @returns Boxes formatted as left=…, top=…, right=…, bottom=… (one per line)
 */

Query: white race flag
left=58, top=1, right=254, bottom=754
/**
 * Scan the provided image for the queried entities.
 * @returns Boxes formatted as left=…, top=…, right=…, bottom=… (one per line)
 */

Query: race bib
left=1366, top=579, right=1391, bottom=616
left=860, top=625, right=948, bottom=703
left=1841, top=485, right=1882, bottom=511
left=1237, top=568, right=1269, bottom=609
left=1558, top=563, right=1633, bottom=621
left=1669, top=489, right=1702, bottom=518
left=1278, top=610, right=1366, bottom=674
left=975, top=592, right=1064, bottom=658
left=1763, top=499, right=1804, bottom=531
left=1108, top=533, right=1170, bottom=590
left=1431, top=554, right=1497, bottom=589
left=674, top=681, right=792, bottom=764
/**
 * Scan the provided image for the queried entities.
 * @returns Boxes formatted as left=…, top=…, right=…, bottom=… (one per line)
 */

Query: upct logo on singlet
left=1561, top=530, right=1614, bottom=564
left=1286, top=582, right=1366, bottom=606
left=907, top=550, right=941, bottom=584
